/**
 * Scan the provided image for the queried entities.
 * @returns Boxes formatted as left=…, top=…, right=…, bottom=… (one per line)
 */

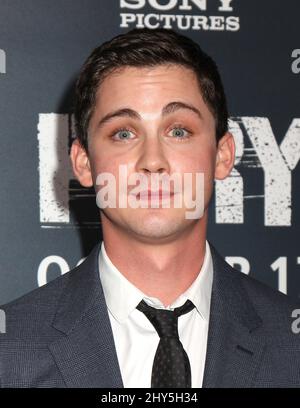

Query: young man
left=1, top=28, right=300, bottom=388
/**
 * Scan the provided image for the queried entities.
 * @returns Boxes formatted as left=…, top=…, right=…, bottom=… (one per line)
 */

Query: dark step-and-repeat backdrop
left=0, top=0, right=299, bottom=304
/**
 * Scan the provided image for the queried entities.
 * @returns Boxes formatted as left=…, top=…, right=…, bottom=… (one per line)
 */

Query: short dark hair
left=74, top=28, right=229, bottom=151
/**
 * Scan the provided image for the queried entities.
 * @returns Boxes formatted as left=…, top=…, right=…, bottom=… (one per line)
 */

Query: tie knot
left=136, top=299, right=195, bottom=339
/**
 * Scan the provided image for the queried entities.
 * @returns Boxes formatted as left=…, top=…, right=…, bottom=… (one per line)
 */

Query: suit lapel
left=202, top=242, right=266, bottom=387
left=47, top=240, right=266, bottom=388
left=48, top=244, right=124, bottom=388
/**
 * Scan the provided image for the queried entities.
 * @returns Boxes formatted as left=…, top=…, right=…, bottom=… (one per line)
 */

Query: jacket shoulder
left=223, top=257, right=300, bottom=341
left=210, top=242, right=299, bottom=311
left=0, top=268, right=73, bottom=341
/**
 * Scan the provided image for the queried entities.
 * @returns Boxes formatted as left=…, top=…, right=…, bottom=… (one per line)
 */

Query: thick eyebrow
left=96, top=101, right=203, bottom=130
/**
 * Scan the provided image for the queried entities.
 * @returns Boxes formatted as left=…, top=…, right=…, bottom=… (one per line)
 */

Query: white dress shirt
left=98, top=240, right=213, bottom=388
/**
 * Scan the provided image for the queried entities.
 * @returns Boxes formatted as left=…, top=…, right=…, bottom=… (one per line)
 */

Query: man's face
left=72, top=64, right=234, bottom=243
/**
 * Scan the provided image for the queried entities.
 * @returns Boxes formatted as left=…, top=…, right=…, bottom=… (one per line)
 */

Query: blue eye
left=170, top=126, right=191, bottom=139
left=111, top=128, right=134, bottom=141
left=110, top=125, right=192, bottom=142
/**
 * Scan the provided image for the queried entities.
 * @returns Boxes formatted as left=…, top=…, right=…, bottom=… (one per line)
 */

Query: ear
left=214, top=132, right=235, bottom=180
left=70, top=139, right=93, bottom=187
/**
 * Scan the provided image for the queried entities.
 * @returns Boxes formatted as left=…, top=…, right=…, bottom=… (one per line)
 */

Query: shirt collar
left=99, top=240, right=213, bottom=324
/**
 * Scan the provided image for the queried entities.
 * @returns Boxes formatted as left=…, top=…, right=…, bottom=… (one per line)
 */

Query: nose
left=135, top=136, right=170, bottom=175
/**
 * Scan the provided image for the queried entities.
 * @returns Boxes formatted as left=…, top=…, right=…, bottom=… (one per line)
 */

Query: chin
left=124, top=216, right=189, bottom=241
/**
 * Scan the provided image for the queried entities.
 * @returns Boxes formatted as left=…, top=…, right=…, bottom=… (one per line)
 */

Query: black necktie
left=136, top=298, right=195, bottom=388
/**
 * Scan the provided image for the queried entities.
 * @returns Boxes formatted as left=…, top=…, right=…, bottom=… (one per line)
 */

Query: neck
left=101, top=213, right=208, bottom=307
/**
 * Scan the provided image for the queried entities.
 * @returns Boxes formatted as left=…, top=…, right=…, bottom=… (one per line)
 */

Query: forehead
left=95, top=64, right=208, bottom=113
left=100, top=63, right=197, bottom=85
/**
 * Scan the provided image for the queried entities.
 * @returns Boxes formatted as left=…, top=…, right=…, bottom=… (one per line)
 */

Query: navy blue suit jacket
left=1, top=241, right=300, bottom=387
